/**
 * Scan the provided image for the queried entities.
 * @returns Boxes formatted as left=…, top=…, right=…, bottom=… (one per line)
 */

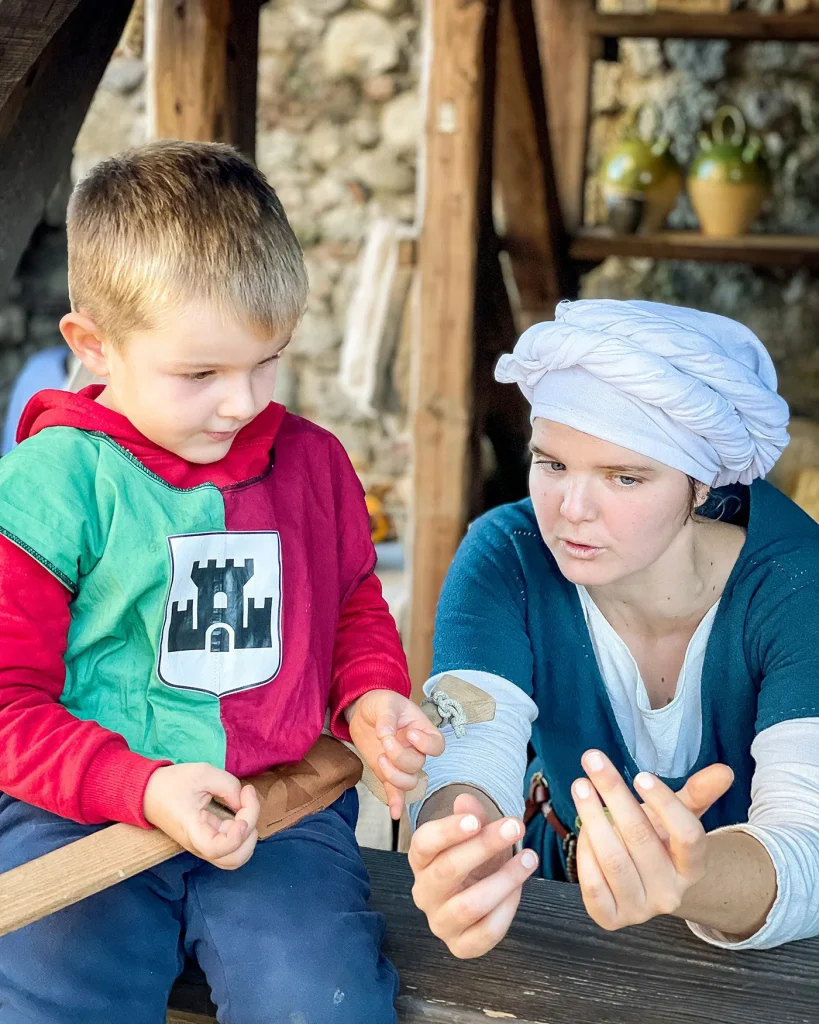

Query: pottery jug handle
left=711, top=105, right=746, bottom=146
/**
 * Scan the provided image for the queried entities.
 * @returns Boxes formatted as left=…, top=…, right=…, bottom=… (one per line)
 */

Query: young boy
left=0, top=141, right=442, bottom=1023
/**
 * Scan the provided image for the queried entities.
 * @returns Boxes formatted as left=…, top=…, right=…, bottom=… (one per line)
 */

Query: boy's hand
left=143, top=762, right=260, bottom=870
left=346, top=690, right=445, bottom=820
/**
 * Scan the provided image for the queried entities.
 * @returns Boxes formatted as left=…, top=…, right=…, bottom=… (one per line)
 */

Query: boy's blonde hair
left=67, top=140, right=308, bottom=342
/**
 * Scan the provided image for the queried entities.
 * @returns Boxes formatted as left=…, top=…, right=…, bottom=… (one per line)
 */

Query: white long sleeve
left=688, top=717, right=819, bottom=950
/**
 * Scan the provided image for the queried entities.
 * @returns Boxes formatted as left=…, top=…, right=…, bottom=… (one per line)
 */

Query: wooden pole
left=405, top=0, right=490, bottom=693
left=532, top=0, right=598, bottom=235
left=494, top=0, right=572, bottom=328
left=146, top=0, right=261, bottom=159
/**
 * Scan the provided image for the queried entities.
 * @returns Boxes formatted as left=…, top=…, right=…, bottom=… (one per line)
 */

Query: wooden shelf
left=587, top=11, right=819, bottom=41
left=570, top=228, right=819, bottom=268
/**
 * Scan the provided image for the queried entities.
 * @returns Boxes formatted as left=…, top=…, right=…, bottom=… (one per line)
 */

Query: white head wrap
left=494, top=299, right=790, bottom=487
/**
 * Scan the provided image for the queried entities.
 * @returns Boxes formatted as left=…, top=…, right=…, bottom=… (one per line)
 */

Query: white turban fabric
left=494, top=299, right=790, bottom=487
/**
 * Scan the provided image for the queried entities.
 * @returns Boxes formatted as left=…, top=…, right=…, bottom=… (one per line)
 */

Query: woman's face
left=529, top=418, right=695, bottom=587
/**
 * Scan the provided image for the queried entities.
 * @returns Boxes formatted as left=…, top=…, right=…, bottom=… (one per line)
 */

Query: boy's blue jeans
left=0, top=789, right=398, bottom=1023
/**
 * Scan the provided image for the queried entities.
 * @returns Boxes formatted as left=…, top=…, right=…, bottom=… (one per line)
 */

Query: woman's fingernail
left=521, top=850, right=538, bottom=870
left=635, top=772, right=655, bottom=790
left=407, top=731, right=421, bottom=744
left=460, top=814, right=480, bottom=833
left=574, top=779, right=592, bottom=800
left=382, top=736, right=396, bottom=751
left=500, top=819, right=521, bottom=841
left=585, top=751, right=605, bottom=772
left=218, top=819, right=232, bottom=834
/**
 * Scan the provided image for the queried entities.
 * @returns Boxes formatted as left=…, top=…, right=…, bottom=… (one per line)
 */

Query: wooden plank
left=0, top=0, right=83, bottom=112
left=570, top=227, right=819, bottom=268
left=0, top=0, right=133, bottom=298
left=589, top=11, right=819, bottom=40
left=146, top=0, right=261, bottom=159
left=405, top=0, right=490, bottom=690
left=169, top=849, right=819, bottom=1024
left=494, top=0, right=570, bottom=327
left=533, top=0, right=598, bottom=235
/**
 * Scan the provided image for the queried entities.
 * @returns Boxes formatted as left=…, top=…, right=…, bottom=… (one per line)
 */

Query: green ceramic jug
left=688, top=105, right=770, bottom=237
left=599, top=103, right=683, bottom=234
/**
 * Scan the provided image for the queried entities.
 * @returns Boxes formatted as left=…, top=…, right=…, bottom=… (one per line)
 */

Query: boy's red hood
left=17, top=385, right=286, bottom=488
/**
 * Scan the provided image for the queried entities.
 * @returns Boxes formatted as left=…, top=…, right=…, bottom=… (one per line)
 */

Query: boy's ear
left=59, top=311, right=111, bottom=378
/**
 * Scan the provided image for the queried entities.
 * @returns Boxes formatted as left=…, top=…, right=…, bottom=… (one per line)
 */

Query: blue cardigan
left=431, top=481, right=819, bottom=879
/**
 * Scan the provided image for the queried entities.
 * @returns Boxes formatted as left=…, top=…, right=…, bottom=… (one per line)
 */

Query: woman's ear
left=694, top=483, right=710, bottom=509
left=59, top=311, right=111, bottom=379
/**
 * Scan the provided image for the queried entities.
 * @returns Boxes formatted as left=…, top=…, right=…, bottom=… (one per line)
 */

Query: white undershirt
left=576, top=584, right=717, bottom=778
left=410, top=586, right=819, bottom=951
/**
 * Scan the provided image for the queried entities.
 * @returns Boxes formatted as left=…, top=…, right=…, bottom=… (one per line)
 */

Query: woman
left=405, top=299, right=819, bottom=957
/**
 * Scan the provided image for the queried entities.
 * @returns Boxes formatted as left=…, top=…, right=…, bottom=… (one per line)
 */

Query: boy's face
left=87, top=304, right=292, bottom=464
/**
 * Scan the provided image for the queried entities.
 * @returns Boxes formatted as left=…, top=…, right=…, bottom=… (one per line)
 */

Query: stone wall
left=583, top=33, right=819, bottom=421
left=0, top=0, right=420, bottom=531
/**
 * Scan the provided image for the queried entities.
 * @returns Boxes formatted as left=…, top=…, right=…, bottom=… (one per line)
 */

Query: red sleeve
left=329, top=571, right=411, bottom=741
left=0, top=536, right=168, bottom=828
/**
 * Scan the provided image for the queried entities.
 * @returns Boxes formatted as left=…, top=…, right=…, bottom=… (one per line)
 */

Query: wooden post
left=533, top=0, right=598, bottom=235
left=0, top=0, right=134, bottom=298
left=494, top=0, right=572, bottom=327
left=146, top=0, right=261, bottom=159
left=405, top=0, right=490, bottom=692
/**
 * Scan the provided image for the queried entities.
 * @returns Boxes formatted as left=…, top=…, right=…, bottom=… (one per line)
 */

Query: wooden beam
left=405, top=0, right=490, bottom=691
left=570, top=227, right=819, bottom=268
left=589, top=11, right=819, bottom=41
left=0, top=0, right=134, bottom=297
left=533, top=0, right=598, bottom=235
left=494, top=0, right=571, bottom=327
left=0, top=0, right=83, bottom=115
left=146, top=0, right=262, bottom=160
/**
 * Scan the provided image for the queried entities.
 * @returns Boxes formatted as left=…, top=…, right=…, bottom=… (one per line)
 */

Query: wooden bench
left=167, top=848, right=819, bottom=1024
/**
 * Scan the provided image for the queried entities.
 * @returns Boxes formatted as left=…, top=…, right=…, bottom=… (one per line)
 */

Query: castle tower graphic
left=168, top=558, right=273, bottom=654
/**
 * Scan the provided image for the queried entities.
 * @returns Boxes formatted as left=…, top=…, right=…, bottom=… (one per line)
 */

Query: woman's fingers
left=674, top=763, right=734, bottom=818
left=579, top=752, right=671, bottom=879
left=410, top=814, right=523, bottom=888
left=575, top=832, right=617, bottom=929
left=633, top=773, right=707, bottom=883
left=432, top=848, right=538, bottom=941
left=447, top=888, right=524, bottom=960
left=571, top=773, right=648, bottom=910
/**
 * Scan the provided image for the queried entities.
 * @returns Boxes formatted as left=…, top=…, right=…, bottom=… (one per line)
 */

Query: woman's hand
left=571, top=750, right=734, bottom=930
left=346, top=690, right=445, bottom=819
left=409, top=792, right=539, bottom=959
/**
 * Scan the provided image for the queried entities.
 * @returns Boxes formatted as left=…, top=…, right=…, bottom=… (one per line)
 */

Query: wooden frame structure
left=404, top=0, right=819, bottom=687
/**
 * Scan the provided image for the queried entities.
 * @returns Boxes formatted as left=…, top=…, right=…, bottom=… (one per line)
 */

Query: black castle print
left=168, top=558, right=273, bottom=654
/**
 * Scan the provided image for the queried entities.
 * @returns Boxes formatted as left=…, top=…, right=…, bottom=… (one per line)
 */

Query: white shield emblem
left=158, top=531, right=283, bottom=697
